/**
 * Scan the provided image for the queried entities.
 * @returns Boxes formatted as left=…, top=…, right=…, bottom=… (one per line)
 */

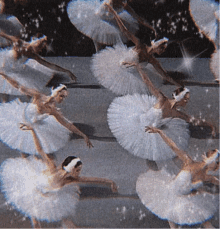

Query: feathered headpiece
left=50, top=84, right=67, bottom=97
left=63, top=157, right=81, bottom=173
left=151, top=37, right=169, bottom=47
left=203, top=150, right=219, bottom=165
left=172, top=88, right=190, bottom=102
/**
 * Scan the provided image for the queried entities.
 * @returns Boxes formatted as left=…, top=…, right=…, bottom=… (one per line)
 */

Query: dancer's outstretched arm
left=172, top=109, right=216, bottom=137
left=73, top=176, right=118, bottom=193
left=203, top=174, right=219, bottom=186
left=0, top=31, right=19, bottom=43
left=135, top=64, right=165, bottom=99
left=122, top=2, right=157, bottom=36
left=0, top=72, right=41, bottom=97
left=145, top=126, right=192, bottom=165
left=147, top=56, right=181, bottom=87
left=30, top=52, right=77, bottom=82
left=19, top=124, right=56, bottom=171
left=104, top=2, right=140, bottom=46
left=50, top=109, right=93, bottom=148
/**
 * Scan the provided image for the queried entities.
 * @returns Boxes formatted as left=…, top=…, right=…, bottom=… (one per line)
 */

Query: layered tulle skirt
left=0, top=48, right=53, bottom=95
left=0, top=157, right=79, bottom=222
left=0, top=99, right=71, bottom=154
left=107, top=94, right=190, bottom=161
left=136, top=169, right=219, bottom=225
left=67, top=0, right=138, bottom=45
left=91, top=44, right=163, bottom=95
left=189, top=0, right=219, bottom=42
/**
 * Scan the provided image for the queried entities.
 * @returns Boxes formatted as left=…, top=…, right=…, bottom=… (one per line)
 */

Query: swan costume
left=67, top=0, right=138, bottom=45
left=0, top=48, right=53, bottom=95
left=0, top=157, right=79, bottom=222
left=136, top=169, right=219, bottom=225
left=0, top=99, right=71, bottom=154
left=107, top=94, right=190, bottom=161
left=91, top=43, right=163, bottom=95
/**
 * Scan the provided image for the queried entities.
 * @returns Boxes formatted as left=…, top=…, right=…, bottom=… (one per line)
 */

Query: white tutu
left=91, top=43, right=163, bottom=95
left=0, top=157, right=79, bottom=222
left=210, top=49, right=219, bottom=81
left=67, top=0, right=138, bottom=45
left=107, top=94, right=190, bottom=161
left=0, top=48, right=53, bottom=95
left=0, top=15, right=24, bottom=47
left=189, top=0, right=219, bottom=43
left=0, top=99, right=71, bottom=154
left=136, top=169, right=219, bottom=225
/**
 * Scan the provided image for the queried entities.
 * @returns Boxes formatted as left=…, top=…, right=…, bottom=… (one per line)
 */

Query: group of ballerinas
left=68, top=0, right=219, bottom=228
left=0, top=0, right=219, bottom=228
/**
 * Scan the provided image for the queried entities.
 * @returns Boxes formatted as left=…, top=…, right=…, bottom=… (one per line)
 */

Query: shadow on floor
left=70, top=123, right=116, bottom=142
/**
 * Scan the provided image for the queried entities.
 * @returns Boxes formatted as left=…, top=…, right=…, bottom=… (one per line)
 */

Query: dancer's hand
left=211, top=126, right=216, bottom=138
left=19, top=123, right=33, bottom=131
left=84, top=136, right=93, bottom=148
left=69, top=72, right=77, bottom=83
left=145, top=126, right=159, bottom=133
left=121, top=61, right=137, bottom=68
left=104, top=2, right=114, bottom=14
left=110, top=181, right=118, bottom=193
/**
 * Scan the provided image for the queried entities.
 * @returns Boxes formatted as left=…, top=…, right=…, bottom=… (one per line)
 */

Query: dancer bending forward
left=0, top=124, right=117, bottom=228
left=137, top=126, right=219, bottom=228
left=107, top=65, right=215, bottom=170
left=0, top=72, right=92, bottom=155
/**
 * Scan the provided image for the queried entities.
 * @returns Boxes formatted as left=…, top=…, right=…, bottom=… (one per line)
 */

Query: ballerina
left=137, top=125, right=219, bottom=228
left=0, top=123, right=117, bottom=228
left=0, top=31, right=77, bottom=86
left=67, top=0, right=155, bottom=52
left=107, top=64, right=216, bottom=170
left=0, top=72, right=93, bottom=156
left=91, top=3, right=181, bottom=96
left=189, top=0, right=220, bottom=82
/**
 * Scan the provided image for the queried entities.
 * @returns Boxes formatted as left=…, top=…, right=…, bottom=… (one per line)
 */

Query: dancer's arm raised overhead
left=19, top=124, right=56, bottom=171
left=135, top=63, right=166, bottom=100
left=104, top=2, right=140, bottom=46
left=145, top=126, right=192, bottom=165
left=146, top=55, right=181, bottom=87
left=121, top=1, right=156, bottom=36
left=0, top=72, right=42, bottom=97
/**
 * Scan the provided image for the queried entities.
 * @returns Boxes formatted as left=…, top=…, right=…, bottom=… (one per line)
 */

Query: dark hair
left=62, top=156, right=82, bottom=169
left=206, top=149, right=219, bottom=158
left=173, top=87, right=184, bottom=96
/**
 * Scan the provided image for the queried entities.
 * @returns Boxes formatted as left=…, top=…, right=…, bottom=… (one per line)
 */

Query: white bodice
left=23, top=103, right=49, bottom=124
left=172, top=170, right=203, bottom=195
